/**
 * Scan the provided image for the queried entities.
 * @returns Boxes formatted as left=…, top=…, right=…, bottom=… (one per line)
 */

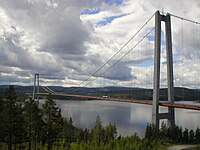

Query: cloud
left=0, top=0, right=96, bottom=85
left=0, top=0, right=200, bottom=89
left=99, top=62, right=135, bottom=81
left=1, top=0, right=92, bottom=56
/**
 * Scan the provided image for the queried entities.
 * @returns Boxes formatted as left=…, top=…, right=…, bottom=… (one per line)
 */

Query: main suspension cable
left=69, top=27, right=155, bottom=94
left=66, top=13, right=155, bottom=93
left=170, top=13, right=200, bottom=25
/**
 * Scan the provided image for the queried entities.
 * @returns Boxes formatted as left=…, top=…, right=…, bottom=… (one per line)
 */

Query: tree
left=145, top=123, right=151, bottom=139
left=170, top=126, right=180, bottom=143
left=74, top=129, right=84, bottom=143
left=177, top=126, right=183, bottom=143
left=0, top=96, right=5, bottom=142
left=91, top=115, right=104, bottom=146
left=83, top=128, right=89, bottom=144
left=42, top=94, right=62, bottom=150
left=183, top=128, right=189, bottom=143
left=189, top=129, right=195, bottom=143
left=23, top=97, right=44, bottom=150
left=2, top=86, right=26, bottom=150
left=104, top=123, right=117, bottom=142
left=145, top=123, right=157, bottom=139
left=195, top=127, right=200, bottom=143
left=62, top=117, right=76, bottom=148
left=159, top=122, right=168, bottom=139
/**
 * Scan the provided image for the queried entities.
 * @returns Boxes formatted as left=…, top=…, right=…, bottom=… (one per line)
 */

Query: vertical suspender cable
left=181, top=19, right=184, bottom=101
left=194, top=23, right=197, bottom=101
left=145, top=23, right=148, bottom=100
left=198, top=24, right=200, bottom=101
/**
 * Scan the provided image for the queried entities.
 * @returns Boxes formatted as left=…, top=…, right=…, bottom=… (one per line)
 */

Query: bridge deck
left=31, top=93, right=200, bottom=111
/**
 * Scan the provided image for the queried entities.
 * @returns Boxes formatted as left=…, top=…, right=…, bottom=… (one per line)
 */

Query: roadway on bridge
left=31, top=92, right=200, bottom=111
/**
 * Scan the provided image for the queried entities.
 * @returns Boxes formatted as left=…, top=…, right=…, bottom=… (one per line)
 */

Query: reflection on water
left=42, top=100, right=200, bottom=137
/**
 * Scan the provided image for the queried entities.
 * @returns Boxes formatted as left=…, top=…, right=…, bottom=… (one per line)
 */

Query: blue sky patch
left=126, top=59, right=153, bottom=68
left=147, top=34, right=154, bottom=41
left=81, top=0, right=123, bottom=15
left=136, top=59, right=153, bottom=67
left=104, top=0, right=123, bottom=6
left=96, top=14, right=127, bottom=26
left=81, top=8, right=100, bottom=15
left=160, top=30, right=166, bottom=45
left=147, top=30, right=166, bottom=46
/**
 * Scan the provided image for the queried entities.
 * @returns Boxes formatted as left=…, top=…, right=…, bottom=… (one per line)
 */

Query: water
left=44, top=100, right=200, bottom=137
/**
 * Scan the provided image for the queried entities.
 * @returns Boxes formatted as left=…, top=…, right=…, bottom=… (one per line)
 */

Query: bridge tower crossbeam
left=152, top=11, right=175, bottom=128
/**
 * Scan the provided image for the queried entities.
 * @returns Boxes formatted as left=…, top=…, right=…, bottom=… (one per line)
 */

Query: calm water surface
left=45, top=100, right=200, bottom=137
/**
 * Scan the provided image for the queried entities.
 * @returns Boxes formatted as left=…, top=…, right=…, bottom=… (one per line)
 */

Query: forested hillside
left=0, top=86, right=200, bottom=150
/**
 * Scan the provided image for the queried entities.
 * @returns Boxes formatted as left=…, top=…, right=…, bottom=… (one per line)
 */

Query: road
left=168, top=145, right=196, bottom=150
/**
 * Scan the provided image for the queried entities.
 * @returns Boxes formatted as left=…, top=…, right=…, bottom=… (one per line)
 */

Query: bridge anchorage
left=152, top=11, right=175, bottom=129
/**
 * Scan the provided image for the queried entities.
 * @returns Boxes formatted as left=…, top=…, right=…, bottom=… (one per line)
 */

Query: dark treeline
left=145, top=123, right=200, bottom=144
left=0, top=86, right=118, bottom=150
left=99, top=87, right=200, bottom=101
left=1, top=85, right=200, bottom=101
left=0, top=86, right=200, bottom=150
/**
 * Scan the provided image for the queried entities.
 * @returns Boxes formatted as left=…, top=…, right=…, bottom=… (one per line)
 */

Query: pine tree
left=145, top=123, right=150, bottom=139
left=170, top=126, right=180, bottom=143
left=0, top=96, right=5, bottom=142
left=183, top=128, right=189, bottom=143
left=83, top=128, right=89, bottom=144
left=91, top=115, right=104, bottom=146
left=62, top=117, right=75, bottom=147
left=2, top=86, right=26, bottom=150
left=178, top=126, right=183, bottom=143
left=195, top=127, right=200, bottom=143
left=23, top=97, right=44, bottom=150
left=42, top=94, right=62, bottom=150
left=189, top=129, right=195, bottom=143
left=104, top=123, right=117, bottom=142
left=160, top=122, right=168, bottom=139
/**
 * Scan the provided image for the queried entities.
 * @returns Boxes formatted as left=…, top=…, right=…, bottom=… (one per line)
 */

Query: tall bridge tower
left=33, top=74, right=39, bottom=101
left=152, top=11, right=175, bottom=128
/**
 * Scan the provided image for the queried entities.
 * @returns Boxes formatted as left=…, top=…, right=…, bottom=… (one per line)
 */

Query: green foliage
left=0, top=86, right=199, bottom=150
left=0, top=85, right=26, bottom=150
left=70, top=134, right=171, bottom=150
left=90, top=115, right=117, bottom=147
left=189, top=129, right=195, bottom=143
left=196, top=128, right=200, bottom=143
left=183, top=128, right=189, bottom=143
left=42, top=94, right=62, bottom=149
left=145, top=122, right=200, bottom=145
left=23, top=97, right=44, bottom=149
left=0, top=86, right=80, bottom=150
left=91, top=115, right=104, bottom=146
left=192, top=145, right=200, bottom=150
left=145, top=123, right=158, bottom=139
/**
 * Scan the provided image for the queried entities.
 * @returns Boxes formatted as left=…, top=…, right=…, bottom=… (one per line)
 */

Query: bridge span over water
left=32, top=92, right=200, bottom=111
left=30, top=10, right=200, bottom=128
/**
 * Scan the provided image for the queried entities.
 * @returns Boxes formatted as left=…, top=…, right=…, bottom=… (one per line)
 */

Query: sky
left=0, top=0, right=200, bottom=89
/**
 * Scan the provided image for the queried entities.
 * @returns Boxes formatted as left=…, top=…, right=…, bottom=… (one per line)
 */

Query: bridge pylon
left=152, top=11, right=175, bottom=128
left=33, top=74, right=39, bottom=102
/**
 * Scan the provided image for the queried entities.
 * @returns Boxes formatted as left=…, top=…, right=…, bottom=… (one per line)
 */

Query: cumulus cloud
left=0, top=0, right=199, bottom=89
left=0, top=0, right=97, bottom=85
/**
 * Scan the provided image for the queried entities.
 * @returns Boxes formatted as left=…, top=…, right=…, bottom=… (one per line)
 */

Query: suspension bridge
left=30, top=11, right=200, bottom=128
